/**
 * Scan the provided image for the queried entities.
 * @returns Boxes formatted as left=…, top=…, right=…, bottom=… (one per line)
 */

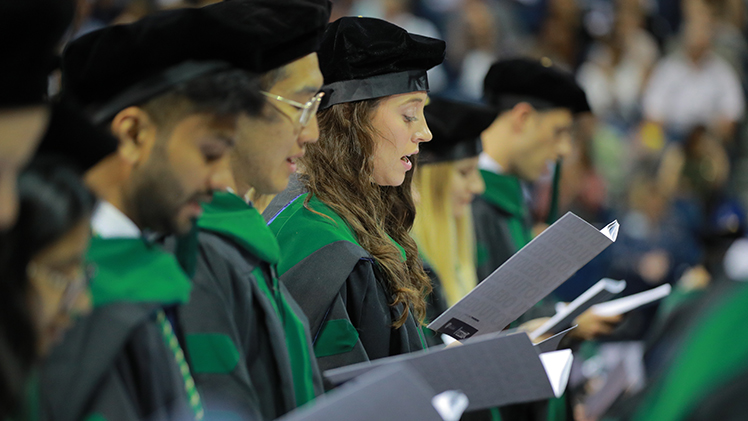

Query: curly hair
left=299, top=99, right=431, bottom=328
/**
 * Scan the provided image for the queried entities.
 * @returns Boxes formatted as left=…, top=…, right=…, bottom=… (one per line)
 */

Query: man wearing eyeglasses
left=171, top=0, right=330, bottom=419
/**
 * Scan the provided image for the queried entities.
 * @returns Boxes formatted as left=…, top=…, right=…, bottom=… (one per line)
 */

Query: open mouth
left=401, top=150, right=418, bottom=164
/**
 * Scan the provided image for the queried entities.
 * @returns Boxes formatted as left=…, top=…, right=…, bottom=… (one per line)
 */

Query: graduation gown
left=471, top=170, right=567, bottom=421
left=175, top=192, right=322, bottom=420
left=264, top=189, right=426, bottom=374
left=604, top=279, right=748, bottom=421
left=41, top=237, right=197, bottom=421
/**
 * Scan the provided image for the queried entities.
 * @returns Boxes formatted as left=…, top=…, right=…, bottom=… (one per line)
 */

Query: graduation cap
left=483, top=58, right=590, bottom=115
left=318, top=17, right=445, bottom=110
left=62, top=0, right=330, bottom=123
left=33, top=100, right=119, bottom=173
left=0, top=0, right=75, bottom=107
left=420, top=97, right=498, bottom=164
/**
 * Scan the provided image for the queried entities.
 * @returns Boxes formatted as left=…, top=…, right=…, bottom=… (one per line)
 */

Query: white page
left=530, top=278, right=626, bottom=340
left=432, top=391, right=470, bottom=421
left=429, top=212, right=619, bottom=339
left=592, top=284, right=672, bottom=317
left=539, top=349, right=573, bottom=397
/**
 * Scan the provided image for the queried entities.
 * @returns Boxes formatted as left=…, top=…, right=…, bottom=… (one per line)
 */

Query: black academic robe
left=41, top=303, right=193, bottom=421
left=41, top=236, right=198, bottom=421
left=264, top=183, right=425, bottom=375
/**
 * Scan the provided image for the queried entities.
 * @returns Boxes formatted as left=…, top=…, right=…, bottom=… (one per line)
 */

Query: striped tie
left=156, top=310, right=204, bottom=420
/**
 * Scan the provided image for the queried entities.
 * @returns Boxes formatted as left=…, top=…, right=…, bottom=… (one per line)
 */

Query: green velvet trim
left=545, top=159, right=562, bottom=225
left=480, top=170, right=531, bottom=250
left=82, top=415, right=107, bottom=421
left=270, top=193, right=407, bottom=276
left=480, top=170, right=525, bottom=217
left=547, top=394, right=567, bottom=421
left=269, top=194, right=360, bottom=276
left=199, top=191, right=280, bottom=264
left=252, top=267, right=317, bottom=406
left=633, top=283, right=748, bottom=421
left=313, top=319, right=360, bottom=358
left=184, top=333, right=241, bottom=375
left=490, top=408, right=502, bottom=421
left=88, top=237, right=191, bottom=307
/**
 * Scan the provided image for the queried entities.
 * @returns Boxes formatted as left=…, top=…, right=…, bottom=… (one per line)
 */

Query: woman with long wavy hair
left=265, top=17, right=445, bottom=372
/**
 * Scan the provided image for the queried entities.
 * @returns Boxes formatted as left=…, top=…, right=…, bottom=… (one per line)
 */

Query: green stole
left=87, top=236, right=203, bottom=419
left=479, top=169, right=532, bottom=251
left=630, top=282, right=748, bottom=421
left=198, top=191, right=316, bottom=407
left=268, top=193, right=425, bottom=351
left=88, top=237, right=192, bottom=308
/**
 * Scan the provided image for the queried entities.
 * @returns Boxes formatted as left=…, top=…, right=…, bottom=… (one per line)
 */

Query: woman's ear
left=109, top=107, right=157, bottom=166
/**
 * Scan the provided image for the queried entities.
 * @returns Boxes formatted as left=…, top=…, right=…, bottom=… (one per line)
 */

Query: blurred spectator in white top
left=577, top=0, right=659, bottom=124
left=642, top=9, right=744, bottom=142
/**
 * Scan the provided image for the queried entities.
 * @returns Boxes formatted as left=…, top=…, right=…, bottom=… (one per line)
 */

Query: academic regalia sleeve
left=278, top=283, right=325, bottom=397
left=279, top=241, right=424, bottom=375
left=472, top=196, right=517, bottom=282
left=177, top=231, right=295, bottom=420
left=40, top=303, right=193, bottom=421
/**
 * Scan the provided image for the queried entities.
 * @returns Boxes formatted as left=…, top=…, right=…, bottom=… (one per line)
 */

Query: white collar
left=91, top=201, right=141, bottom=239
left=478, top=152, right=503, bottom=174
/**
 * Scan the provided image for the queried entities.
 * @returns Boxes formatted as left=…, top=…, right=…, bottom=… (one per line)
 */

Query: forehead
left=538, top=108, right=573, bottom=125
left=270, top=53, right=324, bottom=97
left=382, top=91, right=429, bottom=107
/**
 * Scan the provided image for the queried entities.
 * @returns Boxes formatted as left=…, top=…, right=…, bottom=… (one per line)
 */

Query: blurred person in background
left=642, top=6, right=744, bottom=143
left=412, top=97, right=496, bottom=345
left=2, top=162, right=95, bottom=420
left=577, top=0, right=660, bottom=125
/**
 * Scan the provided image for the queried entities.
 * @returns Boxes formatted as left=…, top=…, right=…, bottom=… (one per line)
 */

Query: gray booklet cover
left=429, top=212, right=619, bottom=340
left=278, top=365, right=451, bottom=421
left=324, top=332, right=569, bottom=411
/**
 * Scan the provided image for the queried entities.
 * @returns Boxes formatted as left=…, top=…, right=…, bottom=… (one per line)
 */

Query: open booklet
left=529, top=278, right=627, bottom=340
left=429, top=212, right=619, bottom=340
left=277, top=365, right=468, bottom=421
left=324, top=332, right=573, bottom=411
left=591, top=283, right=672, bottom=317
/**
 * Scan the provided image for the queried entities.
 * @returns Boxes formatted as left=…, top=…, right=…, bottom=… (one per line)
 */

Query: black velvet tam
left=483, top=58, right=591, bottom=115
left=421, top=97, right=498, bottom=164
left=62, top=0, right=330, bottom=121
left=34, top=100, right=119, bottom=173
left=318, top=17, right=445, bottom=109
left=0, top=0, right=75, bottom=107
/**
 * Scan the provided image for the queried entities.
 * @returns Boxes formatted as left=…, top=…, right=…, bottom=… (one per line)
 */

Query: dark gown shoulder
left=41, top=303, right=191, bottom=421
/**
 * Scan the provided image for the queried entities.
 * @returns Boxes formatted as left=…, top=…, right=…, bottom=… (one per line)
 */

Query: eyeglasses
left=260, top=91, right=325, bottom=127
left=27, top=262, right=96, bottom=312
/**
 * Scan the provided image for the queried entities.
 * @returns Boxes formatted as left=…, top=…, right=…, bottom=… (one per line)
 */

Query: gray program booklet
left=324, top=332, right=573, bottom=411
left=278, top=365, right=466, bottom=421
left=429, top=212, right=619, bottom=340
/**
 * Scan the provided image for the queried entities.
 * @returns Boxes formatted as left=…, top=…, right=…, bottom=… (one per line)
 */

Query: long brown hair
left=299, top=99, right=431, bottom=327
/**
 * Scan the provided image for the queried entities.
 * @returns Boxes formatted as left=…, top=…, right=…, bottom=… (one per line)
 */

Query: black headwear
left=483, top=58, right=591, bottom=115
left=33, top=100, right=119, bottom=173
left=318, top=17, right=445, bottom=110
left=420, top=98, right=498, bottom=164
left=62, top=0, right=330, bottom=123
left=0, top=0, right=75, bottom=107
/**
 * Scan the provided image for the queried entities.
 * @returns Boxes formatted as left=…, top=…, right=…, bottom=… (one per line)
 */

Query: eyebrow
left=296, top=85, right=323, bottom=96
left=401, top=97, right=424, bottom=106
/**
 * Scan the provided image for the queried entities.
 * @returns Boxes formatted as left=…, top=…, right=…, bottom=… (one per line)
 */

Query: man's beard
left=129, top=159, right=207, bottom=235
